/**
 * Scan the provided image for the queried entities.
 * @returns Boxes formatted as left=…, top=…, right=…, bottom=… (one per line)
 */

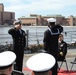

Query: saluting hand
left=60, top=52, right=63, bottom=56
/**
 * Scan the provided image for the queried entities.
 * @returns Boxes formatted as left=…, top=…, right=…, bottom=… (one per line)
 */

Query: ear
left=49, top=70, right=52, bottom=75
left=9, top=66, right=13, bottom=74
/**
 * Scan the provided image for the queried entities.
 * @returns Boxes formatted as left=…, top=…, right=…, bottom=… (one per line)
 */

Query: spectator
left=0, top=51, right=16, bottom=75
left=58, top=34, right=67, bottom=61
left=26, top=53, right=56, bottom=75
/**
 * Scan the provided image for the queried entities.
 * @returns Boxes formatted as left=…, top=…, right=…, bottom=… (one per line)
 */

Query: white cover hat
left=13, top=20, right=21, bottom=25
left=26, top=53, right=56, bottom=72
left=0, top=51, right=16, bottom=69
left=47, top=18, right=56, bottom=22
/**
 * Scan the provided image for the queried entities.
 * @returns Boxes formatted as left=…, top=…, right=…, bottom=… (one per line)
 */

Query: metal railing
left=0, top=30, right=76, bottom=45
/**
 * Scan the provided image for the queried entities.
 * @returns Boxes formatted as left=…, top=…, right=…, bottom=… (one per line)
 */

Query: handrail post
left=26, top=30, right=29, bottom=50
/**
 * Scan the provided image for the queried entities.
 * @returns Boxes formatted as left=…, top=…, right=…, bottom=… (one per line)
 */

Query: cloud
left=0, top=0, right=21, bottom=4
left=1, top=0, right=76, bottom=18
left=2, top=0, right=76, bottom=9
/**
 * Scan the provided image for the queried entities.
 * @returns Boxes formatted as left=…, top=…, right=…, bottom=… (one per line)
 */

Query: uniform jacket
left=58, top=40, right=67, bottom=61
left=43, top=24, right=63, bottom=58
left=8, top=28, right=26, bottom=71
left=8, top=28, right=26, bottom=49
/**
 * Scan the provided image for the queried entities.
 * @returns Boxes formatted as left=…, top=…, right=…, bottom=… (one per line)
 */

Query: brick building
left=0, top=3, right=76, bottom=26
left=0, top=3, right=15, bottom=25
left=19, top=14, right=76, bottom=26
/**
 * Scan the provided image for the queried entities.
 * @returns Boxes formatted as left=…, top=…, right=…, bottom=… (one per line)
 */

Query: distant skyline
left=1, top=0, right=76, bottom=19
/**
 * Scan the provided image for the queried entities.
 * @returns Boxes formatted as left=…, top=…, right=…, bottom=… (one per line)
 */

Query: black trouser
left=49, top=52, right=58, bottom=75
left=14, top=47, right=24, bottom=71
left=51, top=61, right=58, bottom=75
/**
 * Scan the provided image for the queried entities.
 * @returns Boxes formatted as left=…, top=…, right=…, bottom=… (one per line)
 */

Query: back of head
left=33, top=71, right=50, bottom=75
left=47, top=18, right=56, bottom=27
left=0, top=51, right=16, bottom=75
left=26, top=53, right=56, bottom=75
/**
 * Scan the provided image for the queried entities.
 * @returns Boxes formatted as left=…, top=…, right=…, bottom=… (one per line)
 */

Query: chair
left=70, top=57, right=76, bottom=71
left=58, top=57, right=69, bottom=71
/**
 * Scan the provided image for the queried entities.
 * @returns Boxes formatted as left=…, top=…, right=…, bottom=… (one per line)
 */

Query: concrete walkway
left=22, top=49, right=76, bottom=75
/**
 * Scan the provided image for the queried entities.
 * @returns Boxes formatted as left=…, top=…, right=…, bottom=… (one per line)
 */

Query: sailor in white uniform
left=26, top=53, right=56, bottom=75
left=0, top=51, right=16, bottom=75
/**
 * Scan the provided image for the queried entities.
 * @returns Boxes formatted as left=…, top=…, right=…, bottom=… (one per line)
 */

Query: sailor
left=26, top=53, right=56, bottom=75
left=0, top=51, right=16, bottom=75
left=8, top=20, right=26, bottom=71
left=43, top=18, right=63, bottom=75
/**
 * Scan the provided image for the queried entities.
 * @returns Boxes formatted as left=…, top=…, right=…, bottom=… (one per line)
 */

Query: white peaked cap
left=26, top=53, right=56, bottom=72
left=47, top=18, right=56, bottom=22
left=0, top=51, right=16, bottom=69
left=13, top=20, right=21, bottom=25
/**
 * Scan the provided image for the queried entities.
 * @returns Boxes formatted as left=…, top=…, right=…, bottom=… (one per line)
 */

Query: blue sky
left=1, top=0, right=76, bottom=19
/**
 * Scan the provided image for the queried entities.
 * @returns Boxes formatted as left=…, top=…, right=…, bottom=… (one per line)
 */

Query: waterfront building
left=19, top=14, right=76, bottom=26
left=0, top=3, right=15, bottom=25
left=0, top=3, right=76, bottom=26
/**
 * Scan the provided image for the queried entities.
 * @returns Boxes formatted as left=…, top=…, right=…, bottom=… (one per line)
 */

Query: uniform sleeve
left=22, top=30, right=27, bottom=47
left=63, top=42, right=67, bottom=56
left=55, top=24, right=63, bottom=33
left=24, top=32, right=26, bottom=47
left=43, top=31, right=49, bottom=51
left=8, top=28, right=16, bottom=35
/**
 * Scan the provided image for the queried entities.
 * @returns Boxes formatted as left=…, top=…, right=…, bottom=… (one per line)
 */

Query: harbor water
left=0, top=26, right=76, bottom=45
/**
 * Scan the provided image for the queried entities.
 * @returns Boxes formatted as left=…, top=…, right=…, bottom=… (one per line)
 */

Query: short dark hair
left=49, top=22, right=55, bottom=25
left=59, top=34, right=63, bottom=37
left=33, top=70, right=49, bottom=75
left=0, top=74, right=6, bottom=75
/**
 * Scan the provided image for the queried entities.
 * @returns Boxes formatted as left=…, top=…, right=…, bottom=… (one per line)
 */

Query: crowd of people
left=0, top=18, right=68, bottom=75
